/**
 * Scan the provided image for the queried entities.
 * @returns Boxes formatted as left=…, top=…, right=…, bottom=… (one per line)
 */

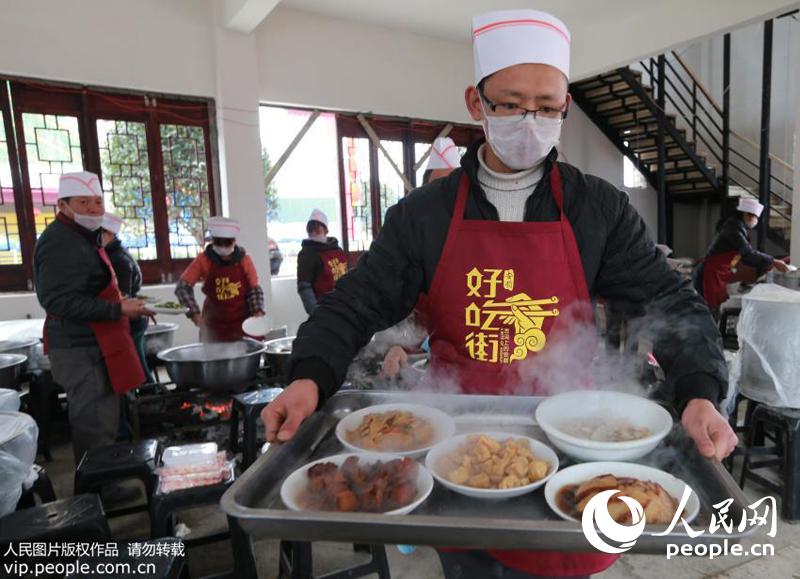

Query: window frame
left=0, top=76, right=219, bottom=290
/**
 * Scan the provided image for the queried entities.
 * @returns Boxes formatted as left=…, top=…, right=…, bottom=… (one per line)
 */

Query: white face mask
left=481, top=101, right=563, bottom=171
left=212, top=244, right=235, bottom=257
left=73, top=212, right=105, bottom=232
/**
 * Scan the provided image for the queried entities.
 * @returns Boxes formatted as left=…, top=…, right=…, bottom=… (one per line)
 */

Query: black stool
left=740, top=404, right=800, bottom=521
left=149, top=479, right=233, bottom=543
left=74, top=439, right=159, bottom=517
left=16, top=465, right=57, bottom=510
left=723, top=394, right=761, bottom=473
left=0, top=494, right=110, bottom=545
left=279, top=541, right=390, bottom=579
left=230, top=387, right=282, bottom=469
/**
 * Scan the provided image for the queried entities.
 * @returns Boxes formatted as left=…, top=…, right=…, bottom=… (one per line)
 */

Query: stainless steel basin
left=157, top=339, right=266, bottom=392
left=0, top=354, right=28, bottom=389
left=0, top=338, right=39, bottom=372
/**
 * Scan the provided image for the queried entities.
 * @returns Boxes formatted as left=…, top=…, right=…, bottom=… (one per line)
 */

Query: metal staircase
left=571, top=46, right=793, bottom=254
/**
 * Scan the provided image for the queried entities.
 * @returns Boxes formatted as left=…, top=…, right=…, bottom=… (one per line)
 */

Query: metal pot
left=157, top=339, right=266, bottom=393
left=263, top=336, right=294, bottom=379
left=0, top=354, right=28, bottom=390
left=0, top=338, right=39, bottom=372
left=773, top=271, right=800, bottom=291
left=144, top=322, right=179, bottom=356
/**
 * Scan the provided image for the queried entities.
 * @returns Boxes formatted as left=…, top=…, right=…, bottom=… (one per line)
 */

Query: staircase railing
left=637, top=49, right=792, bottom=244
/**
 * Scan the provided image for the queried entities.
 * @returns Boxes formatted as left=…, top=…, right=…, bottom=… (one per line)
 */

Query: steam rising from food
left=558, top=417, right=652, bottom=442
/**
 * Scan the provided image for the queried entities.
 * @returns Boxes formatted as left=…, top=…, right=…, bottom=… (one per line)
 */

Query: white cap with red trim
left=472, top=9, right=571, bottom=84
left=426, top=137, right=460, bottom=171
left=208, top=216, right=240, bottom=238
left=101, top=212, right=124, bottom=235
left=58, top=171, right=103, bottom=199
left=737, top=197, right=764, bottom=218
left=308, top=209, right=329, bottom=228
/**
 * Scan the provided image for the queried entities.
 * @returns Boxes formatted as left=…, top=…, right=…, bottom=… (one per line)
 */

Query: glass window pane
left=22, top=112, right=84, bottom=237
left=342, top=137, right=372, bottom=252
left=0, top=116, right=22, bottom=265
left=97, top=119, right=157, bottom=261
left=377, top=140, right=404, bottom=225
left=414, top=142, right=431, bottom=187
left=259, top=107, right=340, bottom=278
left=160, top=124, right=211, bottom=260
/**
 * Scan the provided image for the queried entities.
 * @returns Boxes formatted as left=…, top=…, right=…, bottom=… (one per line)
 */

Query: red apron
left=312, top=248, right=348, bottom=297
left=201, top=257, right=250, bottom=342
left=425, top=168, right=618, bottom=576
left=702, top=250, right=740, bottom=311
left=43, top=215, right=144, bottom=395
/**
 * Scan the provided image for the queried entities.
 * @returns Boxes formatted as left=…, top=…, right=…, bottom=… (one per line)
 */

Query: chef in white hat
left=422, top=137, right=461, bottom=185
left=296, top=209, right=347, bottom=314
left=34, top=172, right=147, bottom=465
left=264, top=11, right=737, bottom=576
left=175, top=216, right=265, bottom=341
left=699, top=197, right=790, bottom=312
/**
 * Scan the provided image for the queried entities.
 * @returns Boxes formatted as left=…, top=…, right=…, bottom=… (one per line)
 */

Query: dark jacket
left=289, top=141, right=728, bottom=412
left=705, top=215, right=774, bottom=273
left=296, top=237, right=344, bottom=287
left=105, top=238, right=142, bottom=298
left=105, top=237, right=147, bottom=336
left=34, top=214, right=121, bottom=349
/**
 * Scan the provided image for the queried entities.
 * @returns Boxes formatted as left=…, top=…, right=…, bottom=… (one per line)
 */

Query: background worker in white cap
left=100, top=212, right=154, bottom=383
left=34, top=172, right=147, bottom=468
left=422, top=136, right=461, bottom=185
left=698, top=197, right=791, bottom=313
left=264, top=9, right=736, bottom=576
left=296, top=208, right=347, bottom=315
left=175, top=216, right=265, bottom=342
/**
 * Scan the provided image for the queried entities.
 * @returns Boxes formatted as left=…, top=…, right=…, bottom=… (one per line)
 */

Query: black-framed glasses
left=478, top=86, right=568, bottom=120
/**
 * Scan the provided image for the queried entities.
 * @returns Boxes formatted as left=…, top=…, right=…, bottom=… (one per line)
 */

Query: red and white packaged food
left=157, top=451, right=235, bottom=494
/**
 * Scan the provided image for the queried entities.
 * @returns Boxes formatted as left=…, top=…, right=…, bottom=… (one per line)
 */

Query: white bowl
left=535, top=391, right=673, bottom=462
left=425, top=431, right=559, bottom=500
left=544, top=461, right=699, bottom=524
left=242, top=316, right=270, bottom=337
left=280, top=452, right=434, bottom=515
left=336, top=403, right=456, bottom=458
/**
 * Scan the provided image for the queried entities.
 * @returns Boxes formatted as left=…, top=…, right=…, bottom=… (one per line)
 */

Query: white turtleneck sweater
left=476, top=144, right=544, bottom=222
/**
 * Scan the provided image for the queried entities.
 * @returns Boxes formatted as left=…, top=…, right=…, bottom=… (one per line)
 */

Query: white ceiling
left=280, top=0, right=644, bottom=42
left=276, top=0, right=799, bottom=79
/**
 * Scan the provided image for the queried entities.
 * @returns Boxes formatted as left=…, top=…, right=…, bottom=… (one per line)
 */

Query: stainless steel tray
left=222, top=390, right=755, bottom=553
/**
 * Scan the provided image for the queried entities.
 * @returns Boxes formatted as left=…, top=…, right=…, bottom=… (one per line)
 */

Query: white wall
left=255, top=7, right=474, bottom=124
left=0, top=0, right=216, bottom=97
left=560, top=105, right=659, bottom=239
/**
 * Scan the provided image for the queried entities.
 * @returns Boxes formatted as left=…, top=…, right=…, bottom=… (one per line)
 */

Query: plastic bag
left=157, top=451, right=233, bottom=493
left=0, top=388, right=20, bottom=412
left=0, top=411, right=39, bottom=516
left=735, top=284, right=800, bottom=408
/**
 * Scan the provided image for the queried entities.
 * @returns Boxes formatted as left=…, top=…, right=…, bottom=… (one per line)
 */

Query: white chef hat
left=737, top=197, right=764, bottom=218
left=472, top=9, right=571, bottom=84
left=426, top=137, right=460, bottom=171
left=308, top=209, right=329, bottom=228
left=101, top=212, right=124, bottom=235
left=208, top=216, right=240, bottom=238
left=58, top=171, right=103, bottom=199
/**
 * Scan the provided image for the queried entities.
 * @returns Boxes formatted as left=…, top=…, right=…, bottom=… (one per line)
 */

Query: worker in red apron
left=175, top=216, right=265, bottom=342
left=296, top=209, right=347, bottom=315
left=698, top=197, right=790, bottom=313
left=263, top=9, right=738, bottom=578
left=34, top=172, right=147, bottom=465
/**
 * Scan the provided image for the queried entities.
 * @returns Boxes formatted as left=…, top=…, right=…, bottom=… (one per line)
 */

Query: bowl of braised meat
left=280, top=453, right=434, bottom=515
